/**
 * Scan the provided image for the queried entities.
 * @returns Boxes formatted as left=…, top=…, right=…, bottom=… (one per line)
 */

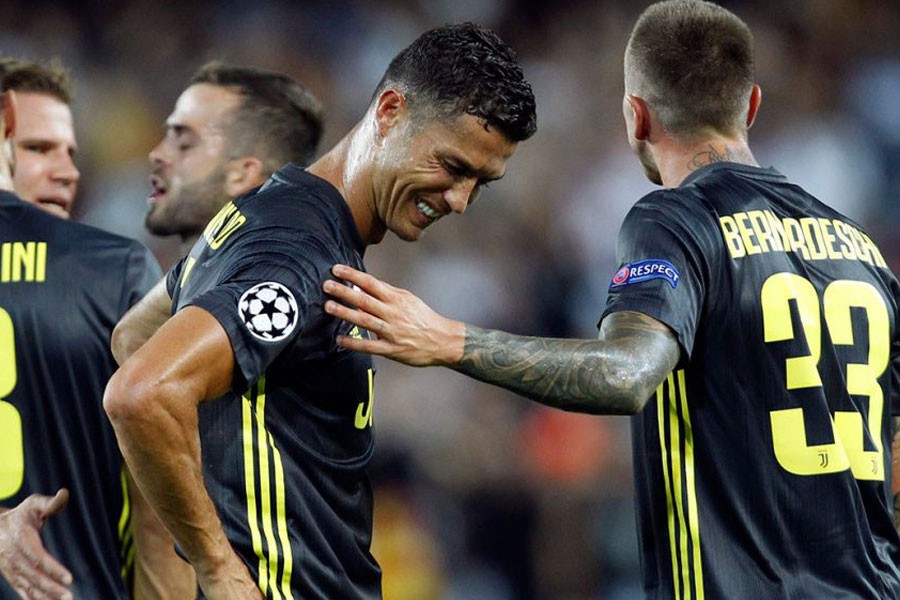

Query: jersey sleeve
left=118, top=242, right=163, bottom=316
left=166, top=256, right=187, bottom=299
left=186, top=234, right=333, bottom=393
left=599, top=191, right=719, bottom=360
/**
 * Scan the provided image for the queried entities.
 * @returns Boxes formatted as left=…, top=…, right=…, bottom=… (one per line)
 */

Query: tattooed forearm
left=455, top=311, right=680, bottom=415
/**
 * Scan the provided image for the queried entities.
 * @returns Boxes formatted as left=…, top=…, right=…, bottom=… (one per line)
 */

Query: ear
left=1, top=89, right=17, bottom=140
left=223, top=157, right=266, bottom=197
left=746, top=84, right=762, bottom=129
left=373, top=88, right=407, bottom=139
left=625, top=94, right=651, bottom=141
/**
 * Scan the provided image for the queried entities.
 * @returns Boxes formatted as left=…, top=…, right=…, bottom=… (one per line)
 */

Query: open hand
left=0, top=489, right=73, bottom=600
left=322, top=264, right=465, bottom=367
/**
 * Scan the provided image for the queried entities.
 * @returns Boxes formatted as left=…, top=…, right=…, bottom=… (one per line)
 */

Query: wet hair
left=0, top=56, right=73, bottom=104
left=374, top=22, right=537, bottom=142
left=190, top=61, right=324, bottom=172
left=625, top=0, right=755, bottom=137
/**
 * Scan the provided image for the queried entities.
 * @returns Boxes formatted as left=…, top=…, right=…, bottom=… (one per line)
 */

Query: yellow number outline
left=0, top=307, right=24, bottom=498
left=762, top=274, right=888, bottom=480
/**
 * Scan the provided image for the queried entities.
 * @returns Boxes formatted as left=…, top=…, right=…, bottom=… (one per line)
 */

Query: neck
left=307, top=118, right=382, bottom=246
left=179, top=232, right=202, bottom=257
left=654, top=135, right=758, bottom=188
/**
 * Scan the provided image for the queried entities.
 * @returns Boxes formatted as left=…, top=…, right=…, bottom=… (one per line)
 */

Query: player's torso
left=636, top=167, right=900, bottom=599
left=171, top=174, right=382, bottom=598
left=0, top=199, right=135, bottom=598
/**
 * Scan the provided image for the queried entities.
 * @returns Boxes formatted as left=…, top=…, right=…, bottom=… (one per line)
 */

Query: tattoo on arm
left=455, top=311, right=681, bottom=415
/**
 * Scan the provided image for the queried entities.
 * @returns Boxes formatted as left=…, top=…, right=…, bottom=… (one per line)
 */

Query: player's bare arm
left=128, top=470, right=197, bottom=600
left=323, top=264, right=680, bottom=414
left=111, top=277, right=173, bottom=365
left=104, top=307, right=262, bottom=600
left=112, top=282, right=198, bottom=598
left=893, top=417, right=900, bottom=536
left=458, top=312, right=679, bottom=414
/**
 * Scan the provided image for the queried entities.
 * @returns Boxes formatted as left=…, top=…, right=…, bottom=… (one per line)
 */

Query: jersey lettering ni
left=0, top=191, right=161, bottom=598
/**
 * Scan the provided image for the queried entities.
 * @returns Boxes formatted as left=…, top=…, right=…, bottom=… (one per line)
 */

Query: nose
left=53, top=152, right=80, bottom=186
left=444, top=178, right=477, bottom=215
left=148, top=139, right=168, bottom=166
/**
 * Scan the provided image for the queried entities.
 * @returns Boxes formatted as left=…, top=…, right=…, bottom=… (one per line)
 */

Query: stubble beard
left=146, top=167, right=228, bottom=238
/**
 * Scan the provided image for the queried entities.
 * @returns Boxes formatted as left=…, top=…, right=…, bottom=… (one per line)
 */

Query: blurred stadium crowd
left=4, top=0, right=900, bottom=598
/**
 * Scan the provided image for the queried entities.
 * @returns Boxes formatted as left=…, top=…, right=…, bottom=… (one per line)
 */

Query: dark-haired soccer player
left=104, top=23, right=537, bottom=598
left=145, top=61, right=324, bottom=258
left=322, top=2, right=900, bottom=598
left=0, top=60, right=187, bottom=599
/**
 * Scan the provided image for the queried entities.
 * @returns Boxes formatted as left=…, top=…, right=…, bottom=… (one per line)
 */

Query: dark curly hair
left=374, top=22, right=537, bottom=142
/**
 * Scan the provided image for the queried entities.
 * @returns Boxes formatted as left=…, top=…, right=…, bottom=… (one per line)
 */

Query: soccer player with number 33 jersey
left=322, top=2, right=900, bottom=598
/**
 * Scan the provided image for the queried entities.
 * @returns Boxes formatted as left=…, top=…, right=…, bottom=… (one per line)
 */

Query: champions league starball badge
left=238, top=281, right=299, bottom=341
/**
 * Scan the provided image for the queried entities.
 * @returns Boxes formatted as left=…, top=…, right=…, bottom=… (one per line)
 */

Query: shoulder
left=231, top=166, right=358, bottom=253
left=2, top=196, right=152, bottom=258
left=626, top=187, right=718, bottom=232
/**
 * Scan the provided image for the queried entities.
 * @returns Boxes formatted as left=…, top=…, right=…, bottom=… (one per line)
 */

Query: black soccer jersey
left=167, top=164, right=382, bottom=599
left=602, top=163, right=900, bottom=599
left=0, top=191, right=161, bottom=598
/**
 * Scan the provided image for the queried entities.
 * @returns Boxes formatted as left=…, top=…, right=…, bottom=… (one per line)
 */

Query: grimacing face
left=12, top=92, right=79, bottom=219
left=146, top=83, right=240, bottom=237
left=372, top=111, right=517, bottom=243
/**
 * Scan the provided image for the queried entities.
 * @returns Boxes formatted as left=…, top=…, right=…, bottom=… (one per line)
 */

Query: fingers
left=8, top=545, right=72, bottom=600
left=334, top=332, right=395, bottom=357
left=322, top=278, right=385, bottom=320
left=331, top=264, right=394, bottom=299
left=12, top=576, right=72, bottom=600
left=41, top=490, right=69, bottom=518
left=323, top=297, right=381, bottom=332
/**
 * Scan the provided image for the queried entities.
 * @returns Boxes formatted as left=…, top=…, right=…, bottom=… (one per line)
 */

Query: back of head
left=625, top=0, right=754, bottom=138
left=191, top=62, right=324, bottom=174
left=374, top=22, right=537, bottom=143
left=0, top=56, right=73, bottom=104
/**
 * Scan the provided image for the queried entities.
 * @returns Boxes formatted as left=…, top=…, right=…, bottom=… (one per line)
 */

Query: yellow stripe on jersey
left=270, top=440, right=294, bottom=595
left=254, top=386, right=282, bottom=599
left=243, top=378, right=295, bottom=600
left=243, top=387, right=266, bottom=594
left=657, top=374, right=682, bottom=600
left=657, top=370, right=703, bottom=600
left=678, top=370, right=704, bottom=600
left=118, top=466, right=134, bottom=579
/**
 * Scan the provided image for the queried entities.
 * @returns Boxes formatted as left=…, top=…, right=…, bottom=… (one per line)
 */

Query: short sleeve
left=166, top=256, right=187, bottom=299
left=119, top=243, right=163, bottom=316
left=185, top=236, right=332, bottom=393
left=600, top=191, right=719, bottom=360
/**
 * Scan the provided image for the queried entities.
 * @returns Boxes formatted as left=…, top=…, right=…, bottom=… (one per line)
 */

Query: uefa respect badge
left=610, top=259, right=680, bottom=289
